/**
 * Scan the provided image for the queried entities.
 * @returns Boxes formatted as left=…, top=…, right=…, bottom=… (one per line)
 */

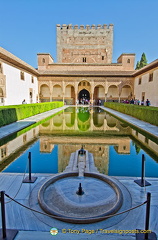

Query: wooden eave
left=132, top=59, right=158, bottom=77
left=0, top=47, right=39, bottom=76
left=38, top=70, right=135, bottom=78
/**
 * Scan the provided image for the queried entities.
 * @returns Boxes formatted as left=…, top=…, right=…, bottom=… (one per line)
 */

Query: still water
left=0, top=107, right=158, bottom=177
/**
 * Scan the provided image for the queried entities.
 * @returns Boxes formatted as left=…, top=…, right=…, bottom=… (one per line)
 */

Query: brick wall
left=56, top=24, right=113, bottom=64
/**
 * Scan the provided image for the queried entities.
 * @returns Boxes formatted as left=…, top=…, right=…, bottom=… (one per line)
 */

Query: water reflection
left=40, top=107, right=131, bottom=135
left=0, top=126, right=39, bottom=171
left=0, top=107, right=158, bottom=176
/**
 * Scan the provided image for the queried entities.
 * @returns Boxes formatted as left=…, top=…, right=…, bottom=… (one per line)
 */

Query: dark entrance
left=78, top=89, right=90, bottom=104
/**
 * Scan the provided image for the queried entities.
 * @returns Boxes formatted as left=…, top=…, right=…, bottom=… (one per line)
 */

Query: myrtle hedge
left=104, top=102, right=158, bottom=126
left=0, top=101, right=63, bottom=127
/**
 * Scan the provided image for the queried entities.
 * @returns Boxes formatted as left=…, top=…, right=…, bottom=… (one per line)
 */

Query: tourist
left=130, top=99, right=134, bottom=104
left=22, top=99, right=27, bottom=104
left=146, top=99, right=150, bottom=106
left=98, top=99, right=101, bottom=106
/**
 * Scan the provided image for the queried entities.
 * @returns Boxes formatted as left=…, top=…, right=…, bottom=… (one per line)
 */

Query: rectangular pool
left=1, top=107, right=158, bottom=177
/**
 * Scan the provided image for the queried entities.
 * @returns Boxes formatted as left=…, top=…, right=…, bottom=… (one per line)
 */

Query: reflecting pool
left=0, top=107, right=158, bottom=177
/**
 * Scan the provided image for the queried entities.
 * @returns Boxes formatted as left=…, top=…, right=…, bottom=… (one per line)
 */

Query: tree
left=135, top=61, right=140, bottom=70
left=139, top=53, right=148, bottom=68
left=135, top=53, right=148, bottom=69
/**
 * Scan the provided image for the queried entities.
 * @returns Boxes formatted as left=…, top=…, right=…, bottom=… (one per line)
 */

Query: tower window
left=127, top=59, right=130, bottom=63
left=102, top=56, right=104, bottom=60
left=42, top=58, right=45, bottom=63
left=83, top=57, right=86, bottom=62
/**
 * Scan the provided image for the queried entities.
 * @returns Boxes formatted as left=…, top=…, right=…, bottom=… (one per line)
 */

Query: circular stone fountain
left=38, top=172, right=123, bottom=223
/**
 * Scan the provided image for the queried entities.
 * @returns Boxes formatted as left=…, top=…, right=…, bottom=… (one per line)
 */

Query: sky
left=0, top=0, right=158, bottom=68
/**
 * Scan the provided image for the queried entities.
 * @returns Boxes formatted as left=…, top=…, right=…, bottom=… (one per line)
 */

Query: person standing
left=146, top=99, right=150, bottom=106
left=22, top=99, right=27, bottom=104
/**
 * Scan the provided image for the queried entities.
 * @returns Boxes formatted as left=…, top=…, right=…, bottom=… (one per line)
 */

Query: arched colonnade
left=39, top=80, right=133, bottom=105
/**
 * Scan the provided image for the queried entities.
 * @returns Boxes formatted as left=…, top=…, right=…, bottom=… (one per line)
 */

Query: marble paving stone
left=14, top=230, right=136, bottom=240
left=0, top=173, right=157, bottom=240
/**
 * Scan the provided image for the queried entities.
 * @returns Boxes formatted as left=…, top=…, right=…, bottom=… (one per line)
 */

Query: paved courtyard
left=0, top=173, right=157, bottom=240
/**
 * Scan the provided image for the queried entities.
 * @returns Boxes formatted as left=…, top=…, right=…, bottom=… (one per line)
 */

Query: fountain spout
left=76, top=183, right=84, bottom=195
left=78, top=146, right=86, bottom=156
left=78, top=147, right=86, bottom=177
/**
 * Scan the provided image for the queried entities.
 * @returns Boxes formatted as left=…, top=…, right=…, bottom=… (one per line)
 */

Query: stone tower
left=56, top=24, right=113, bottom=64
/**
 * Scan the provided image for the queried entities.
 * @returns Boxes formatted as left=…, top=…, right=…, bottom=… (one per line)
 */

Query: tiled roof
left=133, top=59, right=158, bottom=76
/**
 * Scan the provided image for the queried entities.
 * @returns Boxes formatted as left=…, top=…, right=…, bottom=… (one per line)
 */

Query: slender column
left=50, top=82, right=53, bottom=102
left=91, top=80, right=94, bottom=105
left=105, top=93, right=107, bottom=102
left=75, top=81, right=78, bottom=105
left=118, top=94, right=121, bottom=103
left=62, top=81, right=65, bottom=104
left=75, top=91, right=78, bottom=105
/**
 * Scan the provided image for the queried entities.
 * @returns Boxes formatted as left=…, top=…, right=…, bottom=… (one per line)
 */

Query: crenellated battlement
left=56, top=24, right=113, bottom=30
left=56, top=23, right=113, bottom=64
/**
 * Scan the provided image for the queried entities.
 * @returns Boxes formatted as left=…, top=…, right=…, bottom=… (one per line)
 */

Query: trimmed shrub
left=0, top=101, right=63, bottom=127
left=104, top=102, right=158, bottom=126
left=0, top=108, right=17, bottom=126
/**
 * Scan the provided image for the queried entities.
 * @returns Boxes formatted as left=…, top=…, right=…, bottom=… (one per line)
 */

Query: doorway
left=78, top=89, right=90, bottom=104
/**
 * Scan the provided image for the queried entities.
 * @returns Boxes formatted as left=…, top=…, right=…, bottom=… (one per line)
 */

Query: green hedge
left=0, top=101, right=64, bottom=127
left=104, top=102, right=158, bottom=126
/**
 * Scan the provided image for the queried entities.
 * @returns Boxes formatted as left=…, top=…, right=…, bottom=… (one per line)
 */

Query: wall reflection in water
left=39, top=107, right=132, bottom=135
left=0, top=107, right=158, bottom=176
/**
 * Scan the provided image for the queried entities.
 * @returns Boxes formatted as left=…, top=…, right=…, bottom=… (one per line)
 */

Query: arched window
left=127, top=59, right=130, bottom=63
